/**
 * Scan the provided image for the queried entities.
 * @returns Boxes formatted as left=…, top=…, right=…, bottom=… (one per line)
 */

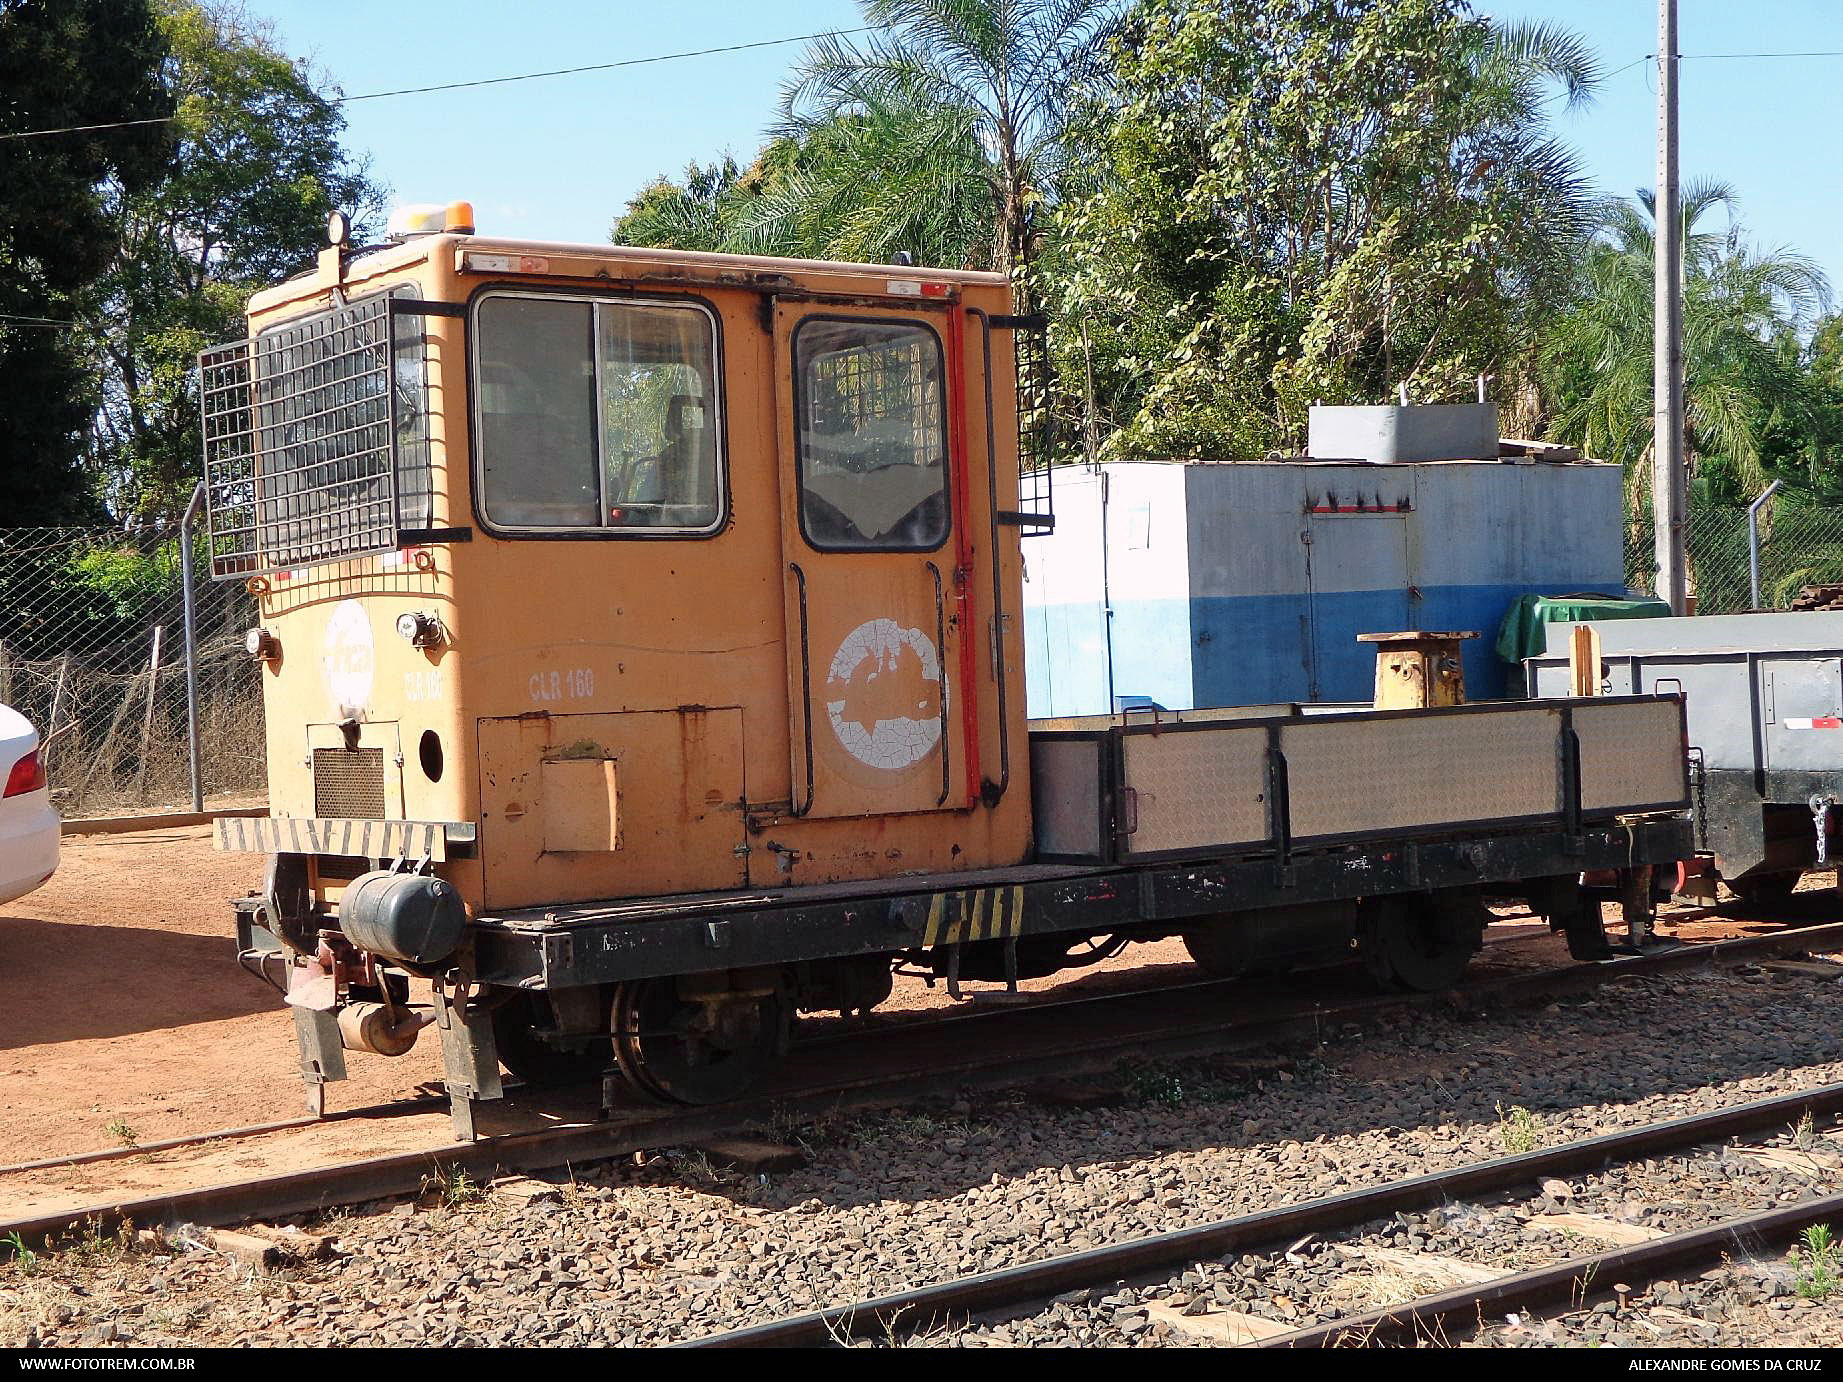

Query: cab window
left=474, top=293, right=723, bottom=534
left=794, top=317, right=949, bottom=551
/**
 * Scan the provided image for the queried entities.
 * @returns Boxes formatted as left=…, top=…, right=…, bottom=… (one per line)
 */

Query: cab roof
left=247, top=233, right=1009, bottom=319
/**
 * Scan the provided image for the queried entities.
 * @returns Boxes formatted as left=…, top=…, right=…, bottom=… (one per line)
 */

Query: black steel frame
left=468, top=813, right=1692, bottom=991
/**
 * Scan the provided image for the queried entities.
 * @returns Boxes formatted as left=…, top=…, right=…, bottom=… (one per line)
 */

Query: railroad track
left=1, top=896, right=1766, bottom=1181
left=6, top=919, right=1841, bottom=1252
left=685, top=1080, right=1843, bottom=1347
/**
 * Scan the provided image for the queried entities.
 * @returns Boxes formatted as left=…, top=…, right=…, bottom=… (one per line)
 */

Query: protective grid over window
left=200, top=292, right=425, bottom=579
left=474, top=294, right=722, bottom=533
left=795, top=318, right=950, bottom=551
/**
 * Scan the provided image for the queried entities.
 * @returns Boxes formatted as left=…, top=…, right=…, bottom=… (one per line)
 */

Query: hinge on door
left=989, top=612, right=1012, bottom=675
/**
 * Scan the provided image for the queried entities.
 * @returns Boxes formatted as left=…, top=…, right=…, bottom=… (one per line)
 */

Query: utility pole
left=1653, top=0, right=1688, bottom=614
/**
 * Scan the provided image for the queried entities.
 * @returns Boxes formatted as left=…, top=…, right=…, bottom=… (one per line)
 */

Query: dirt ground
left=1, top=821, right=1835, bottom=1222
left=0, top=825, right=444, bottom=1166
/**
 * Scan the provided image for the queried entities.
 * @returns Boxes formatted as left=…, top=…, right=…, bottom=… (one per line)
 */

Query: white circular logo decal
left=824, top=619, right=943, bottom=771
left=322, top=600, right=375, bottom=717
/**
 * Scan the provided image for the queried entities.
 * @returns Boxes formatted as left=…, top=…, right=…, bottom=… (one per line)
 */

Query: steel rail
left=1263, top=1186, right=1843, bottom=1348
left=684, top=1080, right=1843, bottom=1347
left=0, top=1092, right=453, bottom=1177
left=7, top=921, right=1841, bottom=1250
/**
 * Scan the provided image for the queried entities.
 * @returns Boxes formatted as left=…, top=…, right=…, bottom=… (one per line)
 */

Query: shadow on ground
left=0, top=916, right=271, bottom=1049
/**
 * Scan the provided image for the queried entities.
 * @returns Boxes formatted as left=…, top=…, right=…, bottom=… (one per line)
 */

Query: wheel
left=1729, top=871, right=1801, bottom=907
left=490, top=991, right=611, bottom=1087
left=611, top=977, right=789, bottom=1105
left=1183, top=915, right=1252, bottom=978
left=1357, top=894, right=1484, bottom=992
left=1530, top=874, right=1614, bottom=960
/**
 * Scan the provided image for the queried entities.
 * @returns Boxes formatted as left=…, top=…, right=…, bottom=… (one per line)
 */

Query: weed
left=3, top=1231, right=37, bottom=1278
left=1496, top=1102, right=1544, bottom=1154
left=104, top=1119, right=138, bottom=1148
left=765, top=1103, right=853, bottom=1154
left=1793, top=1224, right=1839, bottom=1300
left=1795, top=1110, right=1818, bottom=1152
left=666, top=1149, right=727, bottom=1187
left=429, top=1164, right=486, bottom=1209
left=1127, top=1066, right=1188, bottom=1105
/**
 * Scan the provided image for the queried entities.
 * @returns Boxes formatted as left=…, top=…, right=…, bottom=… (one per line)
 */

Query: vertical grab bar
left=965, top=306, right=1011, bottom=801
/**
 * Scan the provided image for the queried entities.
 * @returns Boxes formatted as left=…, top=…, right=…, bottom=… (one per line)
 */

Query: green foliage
left=1538, top=182, right=1829, bottom=497
left=2, top=1230, right=37, bottom=1278
left=79, top=0, right=385, bottom=525
left=0, top=0, right=172, bottom=525
left=1495, top=1101, right=1543, bottom=1153
left=431, top=1164, right=487, bottom=1208
left=615, top=0, right=1117, bottom=279
left=613, top=156, right=748, bottom=252
left=1793, top=1223, right=1838, bottom=1301
left=0, top=532, right=192, bottom=670
left=1049, top=0, right=1598, bottom=459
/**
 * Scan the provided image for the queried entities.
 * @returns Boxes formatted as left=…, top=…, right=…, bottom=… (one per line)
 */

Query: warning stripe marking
left=1785, top=718, right=1843, bottom=730
left=922, top=885, right=1025, bottom=947
left=214, top=816, right=449, bottom=861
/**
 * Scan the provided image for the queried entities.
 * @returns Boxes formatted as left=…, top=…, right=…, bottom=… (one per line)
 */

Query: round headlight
left=395, top=612, right=422, bottom=642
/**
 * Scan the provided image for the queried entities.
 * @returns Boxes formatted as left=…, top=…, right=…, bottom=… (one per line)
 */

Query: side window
left=598, top=304, right=721, bottom=529
left=476, top=297, right=598, bottom=528
left=474, top=293, right=723, bottom=534
left=794, top=318, right=949, bottom=551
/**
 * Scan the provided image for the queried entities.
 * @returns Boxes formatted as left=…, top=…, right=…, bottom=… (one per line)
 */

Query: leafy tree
left=0, top=0, right=172, bottom=526
left=1538, top=181, right=1828, bottom=497
left=79, top=0, right=384, bottom=526
left=769, top=0, right=1118, bottom=276
left=1049, top=0, right=1598, bottom=459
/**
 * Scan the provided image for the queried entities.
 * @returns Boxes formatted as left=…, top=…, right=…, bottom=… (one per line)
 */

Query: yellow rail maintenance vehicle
left=209, top=203, right=1695, bottom=1136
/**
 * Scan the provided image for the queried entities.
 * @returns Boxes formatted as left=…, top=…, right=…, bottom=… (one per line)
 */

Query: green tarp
left=1495, top=592, right=1673, bottom=666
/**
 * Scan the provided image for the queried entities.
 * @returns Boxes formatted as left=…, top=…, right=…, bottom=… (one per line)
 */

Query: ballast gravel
left=8, top=959, right=1843, bottom=1348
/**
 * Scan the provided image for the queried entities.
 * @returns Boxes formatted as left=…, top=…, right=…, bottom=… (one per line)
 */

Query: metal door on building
left=772, top=302, right=970, bottom=818
left=1303, top=512, right=1413, bottom=701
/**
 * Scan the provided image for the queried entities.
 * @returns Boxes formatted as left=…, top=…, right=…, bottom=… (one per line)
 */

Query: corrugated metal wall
left=1023, top=460, right=1625, bottom=718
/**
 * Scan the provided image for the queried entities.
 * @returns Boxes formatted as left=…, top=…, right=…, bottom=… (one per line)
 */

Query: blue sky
left=250, top=1, right=1842, bottom=294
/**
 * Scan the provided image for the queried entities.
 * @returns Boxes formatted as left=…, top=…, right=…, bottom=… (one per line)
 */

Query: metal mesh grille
left=796, top=318, right=948, bottom=550
left=312, top=747, right=387, bottom=819
left=200, top=294, right=401, bottom=580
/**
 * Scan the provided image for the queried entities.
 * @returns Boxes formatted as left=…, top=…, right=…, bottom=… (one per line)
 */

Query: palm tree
left=726, top=107, right=994, bottom=268
left=1540, top=181, right=1829, bottom=496
left=772, top=0, right=1121, bottom=281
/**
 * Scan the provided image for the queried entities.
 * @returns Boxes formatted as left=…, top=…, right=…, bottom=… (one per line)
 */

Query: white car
left=0, top=704, right=58, bottom=905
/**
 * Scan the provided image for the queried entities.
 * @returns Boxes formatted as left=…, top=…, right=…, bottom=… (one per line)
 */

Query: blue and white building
left=1022, top=455, right=1627, bottom=718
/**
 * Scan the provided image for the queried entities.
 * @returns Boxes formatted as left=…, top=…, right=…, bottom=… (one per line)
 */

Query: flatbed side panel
left=1280, top=704, right=1564, bottom=842
left=1032, top=694, right=1684, bottom=863
left=1571, top=698, right=1692, bottom=813
left=470, top=816, right=1692, bottom=988
left=1120, top=723, right=1267, bottom=856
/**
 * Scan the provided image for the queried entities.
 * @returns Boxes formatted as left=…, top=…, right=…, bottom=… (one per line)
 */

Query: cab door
left=773, top=302, right=969, bottom=818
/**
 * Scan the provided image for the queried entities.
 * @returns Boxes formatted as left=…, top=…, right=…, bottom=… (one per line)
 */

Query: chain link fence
left=1624, top=495, right=1843, bottom=615
left=0, top=526, right=266, bottom=818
